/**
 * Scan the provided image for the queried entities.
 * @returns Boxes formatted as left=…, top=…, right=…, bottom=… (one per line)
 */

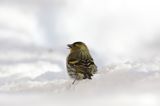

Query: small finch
left=66, top=41, right=97, bottom=84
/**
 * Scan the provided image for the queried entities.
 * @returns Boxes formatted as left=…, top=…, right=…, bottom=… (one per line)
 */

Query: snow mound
left=0, top=61, right=160, bottom=106
left=0, top=48, right=160, bottom=106
left=0, top=60, right=160, bottom=94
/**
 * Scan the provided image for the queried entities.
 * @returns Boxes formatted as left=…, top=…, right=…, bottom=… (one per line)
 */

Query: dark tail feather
left=83, top=72, right=93, bottom=79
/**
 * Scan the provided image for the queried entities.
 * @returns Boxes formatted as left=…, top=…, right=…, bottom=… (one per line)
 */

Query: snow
left=0, top=48, right=160, bottom=106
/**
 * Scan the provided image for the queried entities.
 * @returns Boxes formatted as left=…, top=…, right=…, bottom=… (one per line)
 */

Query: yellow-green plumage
left=66, top=42, right=97, bottom=81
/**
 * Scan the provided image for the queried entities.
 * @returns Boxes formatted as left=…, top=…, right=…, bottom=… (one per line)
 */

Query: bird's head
left=67, top=42, right=89, bottom=52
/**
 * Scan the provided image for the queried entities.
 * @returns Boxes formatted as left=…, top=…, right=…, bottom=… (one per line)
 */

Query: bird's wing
left=68, top=57, right=79, bottom=65
left=75, top=59, right=95, bottom=78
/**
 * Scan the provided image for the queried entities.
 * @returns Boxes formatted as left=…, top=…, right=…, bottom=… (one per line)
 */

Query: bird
left=66, top=41, right=97, bottom=84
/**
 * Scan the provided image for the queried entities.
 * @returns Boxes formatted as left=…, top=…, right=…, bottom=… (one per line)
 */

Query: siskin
left=66, top=41, right=97, bottom=84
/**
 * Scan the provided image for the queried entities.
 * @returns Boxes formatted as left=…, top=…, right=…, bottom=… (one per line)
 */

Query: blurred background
left=1, top=0, right=160, bottom=56
left=0, top=0, right=160, bottom=106
left=1, top=0, right=160, bottom=58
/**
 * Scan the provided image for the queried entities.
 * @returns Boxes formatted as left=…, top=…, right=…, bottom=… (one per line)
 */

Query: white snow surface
left=0, top=47, right=160, bottom=106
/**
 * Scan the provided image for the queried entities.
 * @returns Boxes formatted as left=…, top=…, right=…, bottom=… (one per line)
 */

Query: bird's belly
left=67, top=64, right=84, bottom=80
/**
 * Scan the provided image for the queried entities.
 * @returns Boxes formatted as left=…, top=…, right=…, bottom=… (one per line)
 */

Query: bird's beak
left=67, top=44, right=72, bottom=48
